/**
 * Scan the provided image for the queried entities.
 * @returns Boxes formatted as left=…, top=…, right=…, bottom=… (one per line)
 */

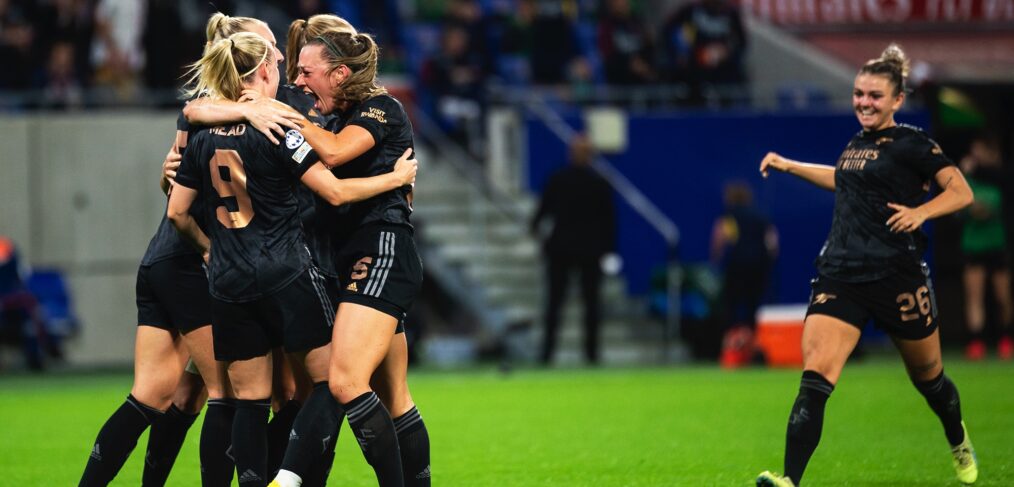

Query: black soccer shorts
left=211, top=267, right=336, bottom=361
left=136, top=255, right=211, bottom=333
left=806, top=262, right=939, bottom=340
left=335, top=224, right=422, bottom=332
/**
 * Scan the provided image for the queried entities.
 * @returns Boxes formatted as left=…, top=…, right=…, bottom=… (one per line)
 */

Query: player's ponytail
left=205, top=12, right=260, bottom=44
left=285, top=14, right=358, bottom=84
left=183, top=32, right=271, bottom=101
left=286, top=19, right=309, bottom=83
left=860, top=43, right=910, bottom=96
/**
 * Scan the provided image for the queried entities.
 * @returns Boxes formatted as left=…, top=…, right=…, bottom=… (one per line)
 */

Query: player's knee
left=130, top=385, right=173, bottom=411
left=906, top=358, right=942, bottom=383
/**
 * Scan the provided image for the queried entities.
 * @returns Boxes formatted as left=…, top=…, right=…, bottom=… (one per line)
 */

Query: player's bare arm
left=160, top=143, right=181, bottom=195
left=300, top=122, right=375, bottom=169
left=166, top=184, right=211, bottom=262
left=886, top=165, right=973, bottom=233
left=183, top=96, right=304, bottom=145
left=300, top=148, right=416, bottom=206
left=760, top=151, right=836, bottom=191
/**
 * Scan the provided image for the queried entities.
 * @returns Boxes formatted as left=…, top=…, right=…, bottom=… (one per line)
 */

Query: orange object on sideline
left=755, top=305, right=807, bottom=367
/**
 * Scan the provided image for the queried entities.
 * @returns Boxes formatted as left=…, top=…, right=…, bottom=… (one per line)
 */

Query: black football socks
left=784, top=370, right=834, bottom=485
left=915, top=370, right=965, bottom=446
left=233, top=398, right=271, bottom=486
left=344, top=391, right=404, bottom=487
left=79, top=394, right=164, bottom=486
left=142, top=403, right=198, bottom=486
left=393, top=406, right=431, bottom=486
left=267, top=399, right=301, bottom=476
left=200, top=398, right=236, bottom=487
left=278, top=382, right=343, bottom=484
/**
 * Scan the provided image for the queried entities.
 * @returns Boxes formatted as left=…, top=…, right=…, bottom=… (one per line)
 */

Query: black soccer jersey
left=816, top=124, right=953, bottom=282
left=175, top=120, right=322, bottom=302
left=140, top=111, right=202, bottom=266
left=331, top=94, right=414, bottom=231
left=277, top=84, right=341, bottom=277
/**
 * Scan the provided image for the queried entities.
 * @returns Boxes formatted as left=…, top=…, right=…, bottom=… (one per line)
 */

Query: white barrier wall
left=0, top=113, right=177, bottom=365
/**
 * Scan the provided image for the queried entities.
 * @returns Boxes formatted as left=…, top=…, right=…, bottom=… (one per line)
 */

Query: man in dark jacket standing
left=531, top=135, right=616, bottom=365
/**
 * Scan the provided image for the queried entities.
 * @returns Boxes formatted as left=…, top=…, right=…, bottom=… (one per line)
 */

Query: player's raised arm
left=300, top=148, right=416, bottom=206
left=759, top=151, right=836, bottom=191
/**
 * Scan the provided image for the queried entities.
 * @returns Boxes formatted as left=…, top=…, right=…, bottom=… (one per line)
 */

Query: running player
left=167, top=32, right=416, bottom=487
left=755, top=44, right=978, bottom=486
left=285, top=28, right=432, bottom=487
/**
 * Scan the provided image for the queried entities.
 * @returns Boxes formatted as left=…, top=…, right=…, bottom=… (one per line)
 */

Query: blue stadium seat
left=25, top=269, right=78, bottom=338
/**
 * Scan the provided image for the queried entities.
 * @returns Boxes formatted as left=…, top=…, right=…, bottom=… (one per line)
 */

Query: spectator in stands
left=33, top=0, right=94, bottom=89
left=710, top=182, right=778, bottom=366
left=421, top=24, right=485, bottom=151
left=444, top=0, right=491, bottom=75
left=0, top=0, right=35, bottom=90
left=531, top=134, right=616, bottom=365
left=597, top=0, right=656, bottom=85
left=40, top=40, right=83, bottom=109
left=960, top=134, right=1013, bottom=360
left=91, top=0, right=145, bottom=99
left=502, top=0, right=584, bottom=85
left=660, top=0, right=746, bottom=102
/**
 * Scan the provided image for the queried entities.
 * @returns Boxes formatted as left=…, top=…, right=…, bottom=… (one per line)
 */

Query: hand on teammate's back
left=393, top=148, right=418, bottom=187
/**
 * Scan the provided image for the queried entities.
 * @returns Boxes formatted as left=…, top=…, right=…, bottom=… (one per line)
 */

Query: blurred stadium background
left=2, top=0, right=1014, bottom=485
left=2, top=0, right=1012, bottom=368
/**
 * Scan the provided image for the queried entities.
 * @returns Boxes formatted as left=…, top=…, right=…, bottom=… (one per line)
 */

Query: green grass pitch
left=2, top=357, right=1012, bottom=486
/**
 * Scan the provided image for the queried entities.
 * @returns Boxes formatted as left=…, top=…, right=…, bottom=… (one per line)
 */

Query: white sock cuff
left=273, top=469, right=303, bottom=487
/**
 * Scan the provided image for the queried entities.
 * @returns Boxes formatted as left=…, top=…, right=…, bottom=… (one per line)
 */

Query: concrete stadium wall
left=0, top=113, right=177, bottom=366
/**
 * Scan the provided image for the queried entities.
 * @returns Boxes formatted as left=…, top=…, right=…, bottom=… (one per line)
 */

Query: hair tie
left=315, top=35, right=345, bottom=58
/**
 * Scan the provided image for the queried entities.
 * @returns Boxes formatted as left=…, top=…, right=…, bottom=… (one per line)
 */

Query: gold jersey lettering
left=210, top=124, right=247, bottom=137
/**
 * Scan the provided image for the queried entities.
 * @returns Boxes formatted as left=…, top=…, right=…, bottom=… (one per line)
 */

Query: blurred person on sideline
left=960, top=134, right=1013, bottom=360
left=755, top=44, right=978, bottom=487
left=0, top=236, right=49, bottom=371
left=531, top=134, right=616, bottom=366
left=709, top=181, right=778, bottom=367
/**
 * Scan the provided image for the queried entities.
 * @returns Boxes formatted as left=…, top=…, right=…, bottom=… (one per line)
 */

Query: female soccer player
left=167, top=31, right=415, bottom=487
left=78, top=12, right=293, bottom=487
left=183, top=15, right=359, bottom=486
left=754, top=45, right=978, bottom=486
left=187, top=16, right=431, bottom=487
left=287, top=28, right=432, bottom=487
